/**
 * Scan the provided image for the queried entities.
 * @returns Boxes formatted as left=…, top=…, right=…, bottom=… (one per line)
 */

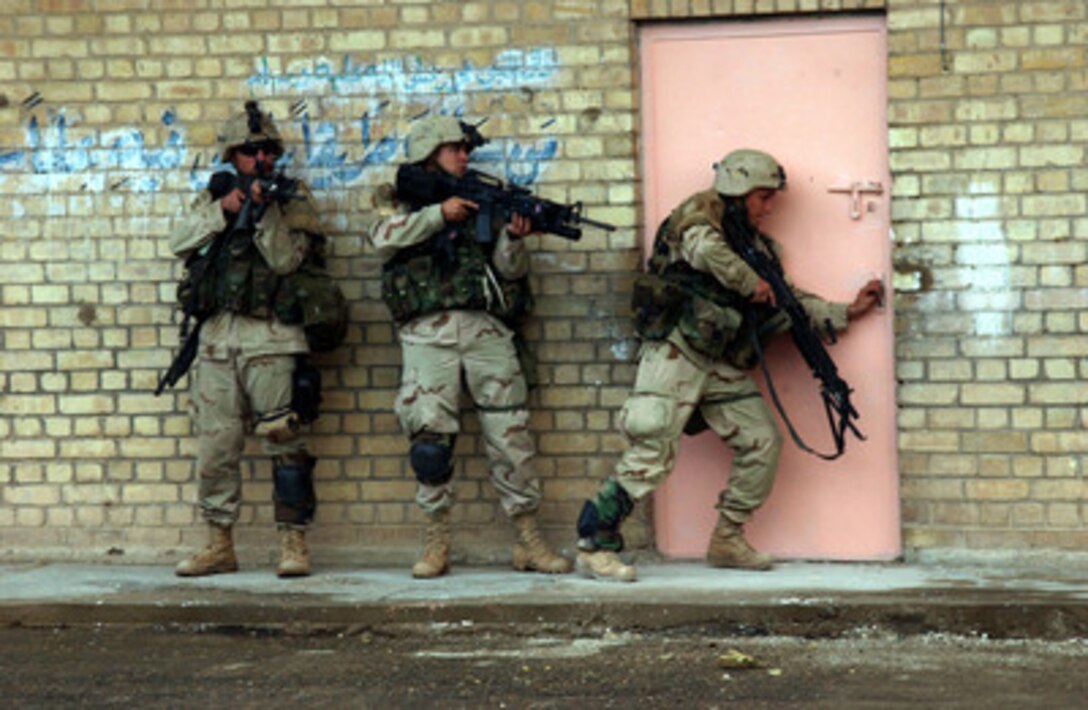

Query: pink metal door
left=639, top=16, right=899, bottom=560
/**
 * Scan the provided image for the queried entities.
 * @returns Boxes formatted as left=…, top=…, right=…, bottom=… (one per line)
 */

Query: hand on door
left=846, top=278, right=884, bottom=321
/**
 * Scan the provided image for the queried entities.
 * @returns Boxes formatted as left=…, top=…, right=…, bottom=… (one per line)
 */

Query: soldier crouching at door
left=168, top=101, right=345, bottom=578
left=574, top=149, right=884, bottom=582
left=368, top=115, right=571, bottom=578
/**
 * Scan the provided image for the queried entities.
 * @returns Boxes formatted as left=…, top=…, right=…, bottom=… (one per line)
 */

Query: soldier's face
left=233, top=143, right=277, bottom=176
left=434, top=142, right=470, bottom=177
left=744, top=188, right=778, bottom=228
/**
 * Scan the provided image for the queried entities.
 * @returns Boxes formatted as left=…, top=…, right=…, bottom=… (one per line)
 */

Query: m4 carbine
left=394, top=165, right=615, bottom=242
left=720, top=203, right=864, bottom=460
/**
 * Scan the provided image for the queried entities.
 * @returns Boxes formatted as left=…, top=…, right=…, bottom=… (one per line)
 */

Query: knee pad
left=273, top=454, right=316, bottom=526
left=621, top=393, right=675, bottom=440
left=576, top=479, right=634, bottom=551
left=409, top=433, right=455, bottom=486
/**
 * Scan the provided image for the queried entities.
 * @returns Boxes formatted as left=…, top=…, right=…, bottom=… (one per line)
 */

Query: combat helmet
left=405, top=115, right=487, bottom=163
left=218, top=100, right=284, bottom=162
left=713, top=149, right=786, bottom=196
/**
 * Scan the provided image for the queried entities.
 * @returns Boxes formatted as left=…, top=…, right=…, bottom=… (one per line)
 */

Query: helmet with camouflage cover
left=218, top=100, right=284, bottom=162
left=713, top=149, right=786, bottom=196
left=405, top=115, right=475, bottom=164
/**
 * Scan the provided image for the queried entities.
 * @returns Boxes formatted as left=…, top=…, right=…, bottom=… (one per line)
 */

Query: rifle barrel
left=577, top=215, right=616, bottom=232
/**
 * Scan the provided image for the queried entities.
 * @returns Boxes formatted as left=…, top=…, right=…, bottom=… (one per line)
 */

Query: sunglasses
left=236, top=141, right=278, bottom=157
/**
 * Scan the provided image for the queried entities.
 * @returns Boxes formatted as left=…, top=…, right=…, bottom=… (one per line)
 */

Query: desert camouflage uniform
left=169, top=170, right=322, bottom=529
left=369, top=202, right=541, bottom=516
left=614, top=201, right=849, bottom=525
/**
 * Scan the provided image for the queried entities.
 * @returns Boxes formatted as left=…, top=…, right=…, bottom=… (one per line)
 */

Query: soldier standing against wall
left=369, top=116, right=571, bottom=579
left=169, top=101, right=342, bottom=578
left=575, top=149, right=884, bottom=582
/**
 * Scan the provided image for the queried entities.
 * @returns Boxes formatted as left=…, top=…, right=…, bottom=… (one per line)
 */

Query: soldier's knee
left=620, top=393, right=676, bottom=440
left=757, top=424, right=783, bottom=456
left=409, top=432, right=455, bottom=485
left=254, top=407, right=301, bottom=444
left=737, top=425, right=782, bottom=463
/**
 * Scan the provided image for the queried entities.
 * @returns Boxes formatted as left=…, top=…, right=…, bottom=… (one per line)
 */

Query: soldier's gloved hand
left=440, top=196, right=478, bottom=223
left=506, top=212, right=532, bottom=238
left=220, top=188, right=247, bottom=214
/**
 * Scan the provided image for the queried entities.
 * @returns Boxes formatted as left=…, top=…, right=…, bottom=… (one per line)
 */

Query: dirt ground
left=1, top=622, right=1085, bottom=708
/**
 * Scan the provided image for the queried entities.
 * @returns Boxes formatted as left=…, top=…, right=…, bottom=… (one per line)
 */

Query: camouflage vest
left=178, top=227, right=279, bottom=320
left=631, top=190, right=788, bottom=368
left=380, top=212, right=532, bottom=326
left=178, top=209, right=346, bottom=353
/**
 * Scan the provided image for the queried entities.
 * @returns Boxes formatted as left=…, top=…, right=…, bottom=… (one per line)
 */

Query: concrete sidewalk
left=1, top=559, right=1086, bottom=639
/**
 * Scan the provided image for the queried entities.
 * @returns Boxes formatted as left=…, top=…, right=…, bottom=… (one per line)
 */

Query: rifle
left=155, top=167, right=298, bottom=395
left=394, top=164, right=616, bottom=243
left=720, top=203, right=863, bottom=460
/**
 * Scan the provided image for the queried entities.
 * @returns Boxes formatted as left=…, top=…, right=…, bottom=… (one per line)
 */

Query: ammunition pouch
left=273, top=259, right=347, bottom=353
left=631, top=272, right=684, bottom=341
left=677, top=293, right=745, bottom=361
left=381, top=232, right=531, bottom=326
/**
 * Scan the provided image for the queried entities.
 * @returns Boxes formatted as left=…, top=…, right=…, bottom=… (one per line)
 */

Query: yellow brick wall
left=886, top=0, right=1088, bottom=552
left=0, top=0, right=1084, bottom=564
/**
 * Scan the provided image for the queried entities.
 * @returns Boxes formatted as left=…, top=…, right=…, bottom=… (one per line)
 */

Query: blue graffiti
left=3, top=109, right=187, bottom=192
left=2, top=48, right=564, bottom=195
left=281, top=109, right=558, bottom=190
left=247, top=49, right=558, bottom=96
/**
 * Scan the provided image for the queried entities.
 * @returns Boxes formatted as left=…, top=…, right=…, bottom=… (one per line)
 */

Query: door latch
left=827, top=181, right=884, bottom=220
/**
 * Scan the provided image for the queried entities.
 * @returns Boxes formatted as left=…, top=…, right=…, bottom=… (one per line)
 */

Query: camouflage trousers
left=614, top=339, right=782, bottom=524
left=192, top=348, right=308, bottom=529
left=395, top=310, right=541, bottom=517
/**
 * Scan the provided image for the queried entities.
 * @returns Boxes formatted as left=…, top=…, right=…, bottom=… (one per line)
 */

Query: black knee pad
left=409, top=433, right=454, bottom=485
left=273, top=454, right=316, bottom=526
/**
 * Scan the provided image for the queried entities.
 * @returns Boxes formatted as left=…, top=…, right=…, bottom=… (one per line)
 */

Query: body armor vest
left=380, top=210, right=532, bottom=326
left=179, top=227, right=281, bottom=322
left=632, top=190, right=788, bottom=368
left=176, top=177, right=346, bottom=353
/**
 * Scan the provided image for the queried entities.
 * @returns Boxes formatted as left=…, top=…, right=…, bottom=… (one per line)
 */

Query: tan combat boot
left=175, top=523, right=238, bottom=577
left=276, top=528, right=311, bottom=578
left=706, top=516, right=773, bottom=571
left=511, top=512, right=572, bottom=574
left=412, top=509, right=451, bottom=579
left=575, top=550, right=637, bottom=582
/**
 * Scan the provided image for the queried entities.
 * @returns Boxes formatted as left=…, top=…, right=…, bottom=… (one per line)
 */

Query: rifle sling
left=746, top=309, right=849, bottom=461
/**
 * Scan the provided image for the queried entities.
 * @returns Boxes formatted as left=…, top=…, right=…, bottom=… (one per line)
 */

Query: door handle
left=827, top=181, right=883, bottom=220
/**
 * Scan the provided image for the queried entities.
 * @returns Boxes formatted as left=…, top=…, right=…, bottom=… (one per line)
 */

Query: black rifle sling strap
left=745, top=312, right=851, bottom=461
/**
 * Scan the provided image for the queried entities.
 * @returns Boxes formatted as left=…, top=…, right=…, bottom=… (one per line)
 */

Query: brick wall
left=0, top=0, right=1084, bottom=565
left=885, top=0, right=1088, bottom=551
